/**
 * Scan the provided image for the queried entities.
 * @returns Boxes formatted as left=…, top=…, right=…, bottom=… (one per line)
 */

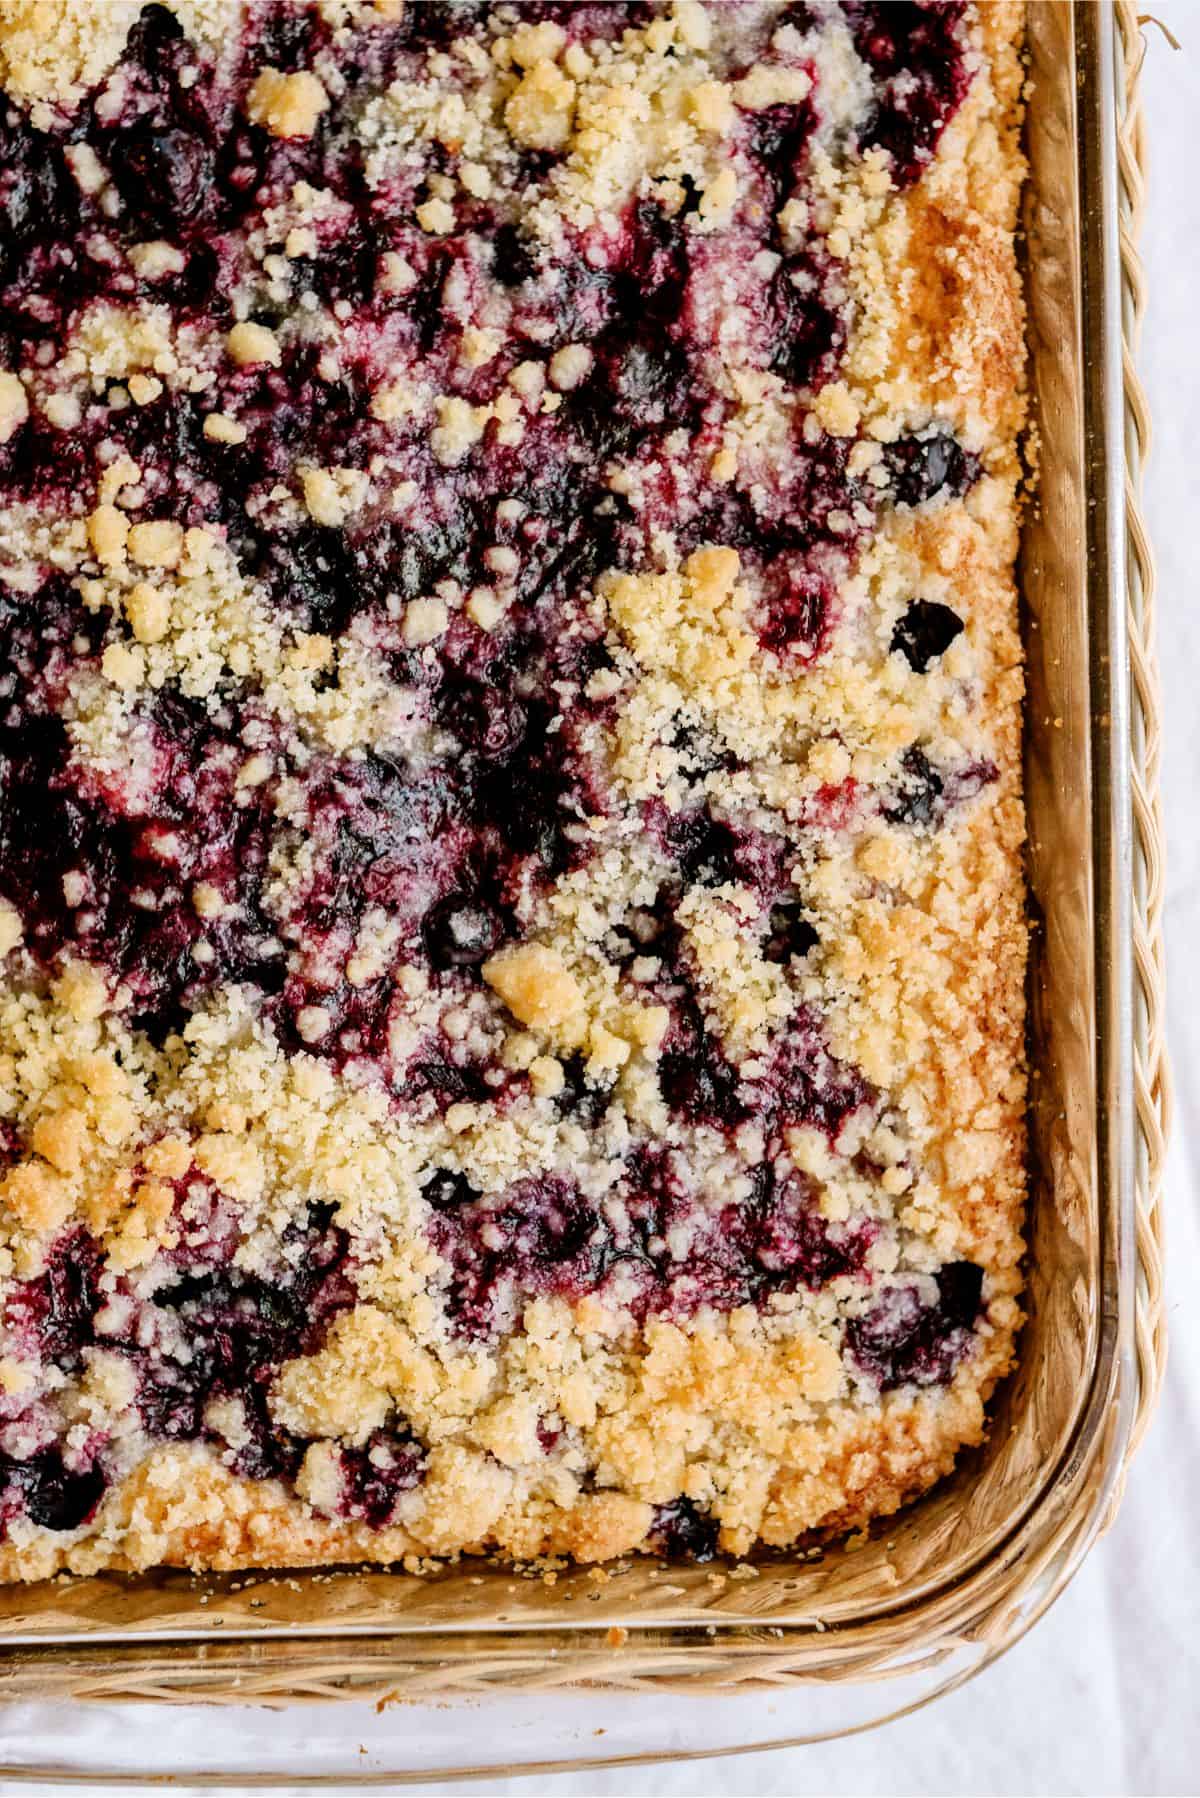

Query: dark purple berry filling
left=0, top=694, right=282, bottom=1044
left=844, top=1, right=975, bottom=188
left=648, top=1497, right=719, bottom=1562
left=4, top=1230, right=105, bottom=1371
left=0, top=1200, right=362, bottom=1535
left=428, top=1155, right=876, bottom=1344
left=745, top=91, right=819, bottom=212
left=423, top=894, right=504, bottom=970
left=764, top=902, right=820, bottom=965
left=664, top=806, right=786, bottom=896
left=161, top=1198, right=352, bottom=1360
left=134, top=1242, right=354, bottom=1482
left=767, top=250, right=849, bottom=393
left=428, top=1175, right=602, bottom=1340
left=657, top=994, right=747, bottom=1131
left=846, top=1260, right=985, bottom=1389
left=332, top=1427, right=426, bottom=1528
left=655, top=976, right=873, bottom=1143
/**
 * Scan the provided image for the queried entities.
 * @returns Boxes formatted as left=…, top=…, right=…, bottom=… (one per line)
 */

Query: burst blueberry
left=847, top=1262, right=985, bottom=1390
left=891, top=601, right=965, bottom=672
left=883, top=432, right=981, bottom=508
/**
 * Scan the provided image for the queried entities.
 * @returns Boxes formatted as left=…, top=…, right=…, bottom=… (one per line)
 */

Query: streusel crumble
left=0, top=0, right=1026, bottom=1577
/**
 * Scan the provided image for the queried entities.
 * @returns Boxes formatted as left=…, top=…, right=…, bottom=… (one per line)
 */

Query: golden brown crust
left=0, top=0, right=1027, bottom=1578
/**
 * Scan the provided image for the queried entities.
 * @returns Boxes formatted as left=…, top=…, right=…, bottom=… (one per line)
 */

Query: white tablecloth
left=4, top=10, right=1199, bottom=1793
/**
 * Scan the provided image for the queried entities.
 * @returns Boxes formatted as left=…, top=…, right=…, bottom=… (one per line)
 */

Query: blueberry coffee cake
left=0, top=0, right=1027, bottom=1578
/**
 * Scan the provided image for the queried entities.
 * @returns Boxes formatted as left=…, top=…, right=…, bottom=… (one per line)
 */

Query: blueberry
left=648, top=1498, right=719, bottom=1561
left=658, top=997, right=745, bottom=1129
left=336, top=1428, right=426, bottom=1527
left=254, top=5, right=320, bottom=68
left=141, top=1220, right=351, bottom=1395
left=768, top=1016, right=874, bottom=1140
left=890, top=600, right=964, bottom=672
left=883, top=432, right=980, bottom=507
left=396, top=0, right=494, bottom=52
left=444, top=686, right=528, bottom=762
left=668, top=810, right=739, bottom=889
left=934, top=1259, right=985, bottom=1330
left=669, top=719, right=734, bottom=779
left=284, top=221, right=378, bottom=309
left=845, top=2, right=974, bottom=188
left=424, top=894, right=501, bottom=968
left=252, top=525, right=363, bottom=638
left=0, top=125, right=70, bottom=247
left=780, top=1, right=821, bottom=28
left=577, top=328, right=695, bottom=456
left=159, top=1269, right=305, bottom=1367
left=506, top=481, right=622, bottom=608
left=406, top=1057, right=494, bottom=1105
left=616, top=1158, right=757, bottom=1317
left=162, top=240, right=223, bottom=313
left=0, top=113, right=75, bottom=265
left=136, top=1362, right=206, bottom=1443
left=2, top=1451, right=106, bottom=1533
left=295, top=755, right=452, bottom=944
left=846, top=1260, right=985, bottom=1390
left=104, top=1207, right=358, bottom=1478
left=757, top=563, right=833, bottom=658
left=0, top=675, right=281, bottom=1041
left=422, top=1169, right=480, bottom=1211
left=111, top=123, right=213, bottom=226
left=883, top=745, right=944, bottom=827
left=388, top=516, right=471, bottom=602
left=5, top=1230, right=104, bottom=1368
left=125, top=2, right=187, bottom=63
left=618, top=200, right=689, bottom=322
left=674, top=172, right=702, bottom=218
left=553, top=1053, right=612, bottom=1128
left=764, top=903, right=819, bottom=964
left=474, top=754, right=578, bottom=882
left=428, top=1176, right=608, bottom=1341
left=490, top=220, right=538, bottom=288
left=748, top=99, right=817, bottom=208
left=752, top=1173, right=872, bottom=1284
left=232, top=1388, right=306, bottom=1484
left=611, top=336, right=688, bottom=424
left=574, top=637, right=619, bottom=686
left=666, top=809, right=784, bottom=895
left=768, top=253, right=848, bottom=391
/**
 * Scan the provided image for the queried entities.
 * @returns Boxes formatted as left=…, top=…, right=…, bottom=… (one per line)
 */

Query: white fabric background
left=3, top=8, right=1200, bottom=1793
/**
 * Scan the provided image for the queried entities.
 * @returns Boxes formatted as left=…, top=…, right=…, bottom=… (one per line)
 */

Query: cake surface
left=0, top=0, right=1027, bottom=1578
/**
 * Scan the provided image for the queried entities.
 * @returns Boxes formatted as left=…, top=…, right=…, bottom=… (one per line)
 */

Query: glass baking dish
left=0, top=2, right=1168, bottom=1781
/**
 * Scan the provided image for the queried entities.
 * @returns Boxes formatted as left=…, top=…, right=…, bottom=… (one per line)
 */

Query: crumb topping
left=0, top=0, right=1026, bottom=1578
